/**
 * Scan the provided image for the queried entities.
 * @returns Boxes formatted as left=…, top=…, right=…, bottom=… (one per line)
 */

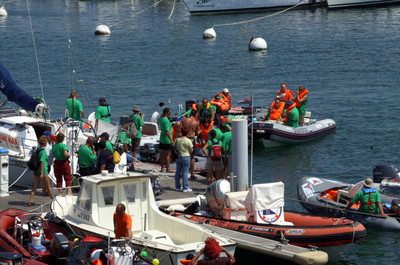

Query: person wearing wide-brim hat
left=343, top=178, right=387, bottom=216
left=130, top=105, right=144, bottom=166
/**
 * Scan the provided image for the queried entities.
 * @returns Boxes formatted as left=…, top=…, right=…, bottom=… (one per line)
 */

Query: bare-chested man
left=181, top=116, right=200, bottom=179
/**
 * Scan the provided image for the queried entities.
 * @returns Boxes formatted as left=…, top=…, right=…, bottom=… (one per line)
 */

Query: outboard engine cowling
left=373, top=164, right=399, bottom=183
left=0, top=253, right=23, bottom=265
left=205, top=180, right=231, bottom=216
left=50, top=233, right=69, bottom=261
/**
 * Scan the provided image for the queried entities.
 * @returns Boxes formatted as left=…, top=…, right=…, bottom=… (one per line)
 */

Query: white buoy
left=203, top=28, right=216, bottom=39
left=0, top=7, right=8, bottom=17
left=249, top=37, right=267, bottom=51
left=95, top=25, right=110, bottom=35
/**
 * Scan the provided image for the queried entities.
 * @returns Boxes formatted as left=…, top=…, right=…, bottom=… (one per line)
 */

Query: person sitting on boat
left=197, top=98, right=216, bottom=124
left=276, top=82, right=293, bottom=102
left=294, top=86, right=309, bottom=126
left=217, top=88, right=232, bottom=110
left=113, top=203, right=132, bottom=240
left=66, top=90, right=84, bottom=122
left=189, top=237, right=235, bottom=265
left=78, top=136, right=97, bottom=176
left=264, top=97, right=285, bottom=121
left=211, top=95, right=229, bottom=115
left=96, top=140, right=114, bottom=173
left=281, top=100, right=299, bottom=128
left=95, top=97, right=111, bottom=132
left=29, top=135, right=54, bottom=206
left=52, top=132, right=72, bottom=196
left=343, top=178, right=387, bottom=216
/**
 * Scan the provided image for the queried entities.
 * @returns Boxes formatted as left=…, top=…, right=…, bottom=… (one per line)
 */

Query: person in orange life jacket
left=113, top=203, right=132, bottom=240
left=264, top=97, right=285, bottom=121
left=216, top=88, right=232, bottom=110
left=276, top=82, right=293, bottom=102
left=96, top=140, right=114, bottom=173
left=281, top=100, right=299, bottom=128
left=183, top=103, right=198, bottom=119
left=200, top=118, right=214, bottom=146
left=172, top=121, right=182, bottom=142
left=202, top=130, right=224, bottom=185
left=294, top=86, right=309, bottom=126
left=197, top=98, right=216, bottom=123
left=344, top=178, right=387, bottom=216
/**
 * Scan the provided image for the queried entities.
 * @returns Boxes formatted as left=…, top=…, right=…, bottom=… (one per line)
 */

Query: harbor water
left=1, top=0, right=400, bottom=264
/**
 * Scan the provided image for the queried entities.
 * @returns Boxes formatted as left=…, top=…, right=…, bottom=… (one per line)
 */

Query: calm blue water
left=2, top=0, right=400, bottom=263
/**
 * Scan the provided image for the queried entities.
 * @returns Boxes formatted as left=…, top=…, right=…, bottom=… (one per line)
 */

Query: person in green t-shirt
left=29, top=135, right=54, bottom=206
left=52, top=133, right=72, bottom=196
left=221, top=131, right=232, bottom=178
left=158, top=108, right=173, bottom=173
left=130, top=105, right=144, bottom=165
left=99, top=132, right=114, bottom=153
left=282, top=100, right=299, bottom=128
left=95, top=97, right=111, bottom=132
left=66, top=90, right=84, bottom=121
left=78, top=136, right=97, bottom=176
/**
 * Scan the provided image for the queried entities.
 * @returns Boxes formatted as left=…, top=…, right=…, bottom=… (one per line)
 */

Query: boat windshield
left=76, top=181, right=92, bottom=212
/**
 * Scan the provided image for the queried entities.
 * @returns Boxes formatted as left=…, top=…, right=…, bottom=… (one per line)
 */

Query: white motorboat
left=327, top=0, right=400, bottom=8
left=183, top=0, right=326, bottom=15
left=50, top=170, right=236, bottom=265
left=0, top=61, right=127, bottom=189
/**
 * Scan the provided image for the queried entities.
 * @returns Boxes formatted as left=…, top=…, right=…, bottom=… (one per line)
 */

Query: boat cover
left=224, top=191, right=249, bottom=210
left=244, top=182, right=284, bottom=211
left=0, top=61, right=40, bottom=112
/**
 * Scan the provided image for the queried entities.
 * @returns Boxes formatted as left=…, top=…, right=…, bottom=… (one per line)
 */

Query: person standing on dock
left=52, top=133, right=72, bottom=196
left=66, top=90, right=84, bottom=121
left=181, top=115, right=200, bottom=180
left=202, top=130, right=224, bottom=185
left=174, top=130, right=193, bottom=192
left=28, top=135, right=54, bottom=206
left=159, top=108, right=174, bottom=173
left=78, top=136, right=97, bottom=176
left=294, top=86, right=309, bottom=126
left=276, top=82, right=293, bottom=102
left=189, top=237, right=235, bottom=265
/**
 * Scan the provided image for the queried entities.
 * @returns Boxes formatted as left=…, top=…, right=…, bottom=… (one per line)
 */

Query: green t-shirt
left=95, top=105, right=111, bottom=123
left=78, top=144, right=97, bottom=169
left=207, top=139, right=223, bottom=155
left=221, top=131, right=232, bottom=156
left=52, top=142, right=69, bottom=161
left=116, top=132, right=131, bottom=145
left=66, top=98, right=83, bottom=121
left=106, top=141, right=114, bottom=153
left=208, top=128, right=223, bottom=142
left=284, top=107, right=299, bottom=128
left=35, top=147, right=48, bottom=174
left=352, top=189, right=382, bottom=214
left=159, top=117, right=172, bottom=144
left=130, top=114, right=144, bottom=139
left=199, top=104, right=216, bottom=123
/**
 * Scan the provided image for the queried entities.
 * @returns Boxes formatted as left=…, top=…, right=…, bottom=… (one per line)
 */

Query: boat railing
left=127, top=234, right=185, bottom=251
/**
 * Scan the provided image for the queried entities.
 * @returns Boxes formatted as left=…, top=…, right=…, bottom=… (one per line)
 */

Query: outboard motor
left=373, top=164, right=399, bottom=183
left=205, top=179, right=231, bottom=217
left=0, top=253, right=23, bottom=265
left=50, top=233, right=69, bottom=261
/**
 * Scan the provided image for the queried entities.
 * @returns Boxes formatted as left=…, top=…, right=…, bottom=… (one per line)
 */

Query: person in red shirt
left=113, top=203, right=132, bottom=240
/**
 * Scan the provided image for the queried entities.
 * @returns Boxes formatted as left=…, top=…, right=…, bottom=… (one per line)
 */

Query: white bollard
left=231, top=119, right=248, bottom=192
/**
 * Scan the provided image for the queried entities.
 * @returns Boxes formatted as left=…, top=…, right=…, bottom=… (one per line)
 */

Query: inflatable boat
left=248, top=114, right=336, bottom=147
left=298, top=176, right=400, bottom=232
left=162, top=180, right=366, bottom=247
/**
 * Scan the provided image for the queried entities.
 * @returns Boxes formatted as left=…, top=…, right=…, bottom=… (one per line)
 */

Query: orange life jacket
left=172, top=125, right=181, bottom=141
left=217, top=92, right=232, bottom=109
left=295, top=89, right=309, bottom=107
left=284, top=103, right=297, bottom=122
left=277, top=89, right=293, bottom=101
left=200, top=121, right=214, bottom=142
left=180, top=259, right=191, bottom=265
left=211, top=98, right=229, bottom=112
left=269, top=101, right=285, bottom=120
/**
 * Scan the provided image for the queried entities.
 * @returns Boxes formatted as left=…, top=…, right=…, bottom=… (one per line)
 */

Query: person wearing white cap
left=217, top=88, right=232, bottom=110
left=343, top=177, right=387, bottom=216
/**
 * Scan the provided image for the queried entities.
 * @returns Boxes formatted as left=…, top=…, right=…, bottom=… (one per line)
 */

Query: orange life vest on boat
left=211, top=98, right=229, bottom=112
left=180, top=259, right=191, bottom=265
left=295, top=89, right=309, bottom=107
left=200, top=121, right=214, bottom=142
left=217, top=92, right=232, bottom=109
left=277, top=89, right=293, bottom=101
left=284, top=103, right=297, bottom=122
left=269, top=101, right=285, bottom=120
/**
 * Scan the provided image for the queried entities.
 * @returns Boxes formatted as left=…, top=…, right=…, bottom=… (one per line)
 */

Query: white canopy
left=244, top=182, right=285, bottom=212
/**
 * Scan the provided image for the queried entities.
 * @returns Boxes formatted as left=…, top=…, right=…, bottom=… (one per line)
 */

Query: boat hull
left=170, top=211, right=366, bottom=247
left=183, top=0, right=326, bottom=14
left=248, top=119, right=336, bottom=147
left=327, top=0, right=400, bottom=8
left=298, top=176, right=400, bottom=232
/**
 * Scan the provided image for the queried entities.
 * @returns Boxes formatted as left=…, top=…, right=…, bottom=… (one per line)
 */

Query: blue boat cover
left=0, top=60, right=40, bottom=112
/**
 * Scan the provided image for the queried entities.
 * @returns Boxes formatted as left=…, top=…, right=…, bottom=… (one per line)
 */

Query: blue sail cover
left=0, top=60, right=40, bottom=112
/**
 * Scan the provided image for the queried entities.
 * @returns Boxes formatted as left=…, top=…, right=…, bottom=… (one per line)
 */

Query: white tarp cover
left=224, top=191, right=249, bottom=210
left=244, top=182, right=285, bottom=211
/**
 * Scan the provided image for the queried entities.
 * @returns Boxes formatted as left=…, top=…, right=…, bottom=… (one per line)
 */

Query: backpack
left=113, top=150, right=121, bottom=164
left=210, top=139, right=222, bottom=161
left=27, top=148, right=44, bottom=171
left=125, top=115, right=139, bottom=138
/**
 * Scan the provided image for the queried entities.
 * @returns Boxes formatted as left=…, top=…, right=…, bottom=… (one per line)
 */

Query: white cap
left=223, top=88, right=229, bottom=93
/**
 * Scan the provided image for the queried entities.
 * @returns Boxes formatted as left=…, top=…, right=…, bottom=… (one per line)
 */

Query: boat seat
left=139, top=230, right=175, bottom=246
left=142, top=123, right=158, bottom=136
